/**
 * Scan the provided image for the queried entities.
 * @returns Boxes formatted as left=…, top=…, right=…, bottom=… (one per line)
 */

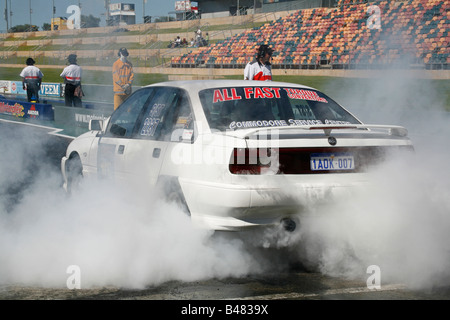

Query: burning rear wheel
left=167, top=190, right=190, bottom=216
left=159, top=176, right=190, bottom=216
left=66, top=154, right=83, bottom=194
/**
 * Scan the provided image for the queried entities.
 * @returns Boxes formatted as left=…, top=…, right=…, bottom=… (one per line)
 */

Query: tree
left=42, top=23, right=51, bottom=31
left=154, top=16, right=175, bottom=23
left=10, top=24, right=39, bottom=32
left=81, top=14, right=100, bottom=28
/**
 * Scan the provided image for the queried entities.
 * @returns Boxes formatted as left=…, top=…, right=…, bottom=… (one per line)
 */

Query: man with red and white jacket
left=20, top=57, right=43, bottom=102
left=60, top=54, right=83, bottom=107
left=244, top=45, right=274, bottom=81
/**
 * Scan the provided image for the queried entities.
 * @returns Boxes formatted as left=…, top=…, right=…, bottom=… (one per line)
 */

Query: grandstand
left=172, top=0, right=449, bottom=72
left=0, top=11, right=276, bottom=76
left=0, top=0, right=448, bottom=80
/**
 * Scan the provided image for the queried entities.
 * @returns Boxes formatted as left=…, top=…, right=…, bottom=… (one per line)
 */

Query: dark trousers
left=26, top=82, right=40, bottom=103
left=64, top=83, right=82, bottom=107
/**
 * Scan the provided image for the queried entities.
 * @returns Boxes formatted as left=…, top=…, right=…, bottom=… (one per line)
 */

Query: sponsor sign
left=2, top=81, right=61, bottom=97
left=109, top=3, right=121, bottom=11
left=0, top=81, right=10, bottom=94
left=175, top=1, right=191, bottom=11
left=10, top=81, right=27, bottom=95
left=40, top=83, right=61, bottom=97
left=0, top=97, right=54, bottom=120
left=109, top=3, right=134, bottom=12
left=53, top=105, right=112, bottom=129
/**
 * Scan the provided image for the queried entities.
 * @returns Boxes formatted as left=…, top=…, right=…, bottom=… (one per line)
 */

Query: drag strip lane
left=1, top=120, right=450, bottom=302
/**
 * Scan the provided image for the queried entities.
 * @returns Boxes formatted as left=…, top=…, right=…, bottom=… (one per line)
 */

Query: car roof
left=143, top=80, right=316, bottom=92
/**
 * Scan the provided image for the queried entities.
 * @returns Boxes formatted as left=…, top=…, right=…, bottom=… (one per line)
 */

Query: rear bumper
left=179, top=174, right=368, bottom=231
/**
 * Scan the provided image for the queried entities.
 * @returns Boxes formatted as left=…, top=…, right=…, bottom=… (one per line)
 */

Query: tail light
left=229, top=148, right=274, bottom=174
left=229, top=146, right=414, bottom=175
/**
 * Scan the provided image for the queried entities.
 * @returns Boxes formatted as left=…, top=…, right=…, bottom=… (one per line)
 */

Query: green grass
left=0, top=41, right=175, bottom=51
left=0, top=66, right=169, bottom=85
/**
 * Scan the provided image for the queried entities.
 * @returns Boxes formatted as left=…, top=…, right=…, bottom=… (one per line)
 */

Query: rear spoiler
left=240, top=124, right=409, bottom=138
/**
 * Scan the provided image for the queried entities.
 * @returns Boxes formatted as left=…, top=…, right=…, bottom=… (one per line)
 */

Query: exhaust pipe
left=281, top=218, right=297, bottom=232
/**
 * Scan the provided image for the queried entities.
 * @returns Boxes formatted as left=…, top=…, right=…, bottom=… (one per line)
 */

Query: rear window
left=199, top=86, right=361, bottom=131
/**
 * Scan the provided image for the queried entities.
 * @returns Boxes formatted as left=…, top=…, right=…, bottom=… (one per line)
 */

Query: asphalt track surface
left=1, top=119, right=449, bottom=307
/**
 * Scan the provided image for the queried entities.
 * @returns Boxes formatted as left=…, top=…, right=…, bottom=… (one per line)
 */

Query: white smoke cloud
left=0, top=69, right=448, bottom=292
left=288, top=70, right=450, bottom=290
left=0, top=122, right=268, bottom=289
left=0, top=173, right=267, bottom=289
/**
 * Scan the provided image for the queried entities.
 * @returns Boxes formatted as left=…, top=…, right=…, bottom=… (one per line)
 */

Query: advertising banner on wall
left=1, top=81, right=61, bottom=97
left=54, top=105, right=112, bottom=129
left=10, top=81, right=27, bottom=95
left=40, top=83, right=61, bottom=97
left=0, top=97, right=54, bottom=120
left=0, top=81, right=11, bottom=94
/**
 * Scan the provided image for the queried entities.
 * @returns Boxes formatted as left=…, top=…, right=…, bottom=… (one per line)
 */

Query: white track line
left=0, top=118, right=75, bottom=139
left=227, top=283, right=408, bottom=300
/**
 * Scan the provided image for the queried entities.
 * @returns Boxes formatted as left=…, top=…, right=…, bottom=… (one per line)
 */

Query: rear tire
left=66, top=154, right=83, bottom=194
left=159, top=177, right=190, bottom=216
left=167, top=190, right=190, bottom=216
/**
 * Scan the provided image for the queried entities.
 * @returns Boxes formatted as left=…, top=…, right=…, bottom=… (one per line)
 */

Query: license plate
left=310, top=153, right=355, bottom=171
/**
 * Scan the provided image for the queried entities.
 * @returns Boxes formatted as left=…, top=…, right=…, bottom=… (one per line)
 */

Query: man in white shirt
left=175, top=36, right=181, bottom=47
left=244, top=45, right=274, bottom=81
left=195, top=26, right=202, bottom=47
left=60, top=54, right=83, bottom=107
left=20, top=57, right=43, bottom=102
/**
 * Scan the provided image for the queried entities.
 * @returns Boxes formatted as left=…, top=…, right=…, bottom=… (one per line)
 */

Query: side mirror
left=89, top=119, right=103, bottom=131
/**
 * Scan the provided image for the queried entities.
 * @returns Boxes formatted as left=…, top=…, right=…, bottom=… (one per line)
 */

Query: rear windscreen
left=199, top=86, right=361, bottom=131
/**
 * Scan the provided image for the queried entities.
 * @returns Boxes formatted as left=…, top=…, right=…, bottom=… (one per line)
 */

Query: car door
left=125, top=87, right=191, bottom=185
left=92, top=88, right=155, bottom=182
left=115, top=87, right=192, bottom=187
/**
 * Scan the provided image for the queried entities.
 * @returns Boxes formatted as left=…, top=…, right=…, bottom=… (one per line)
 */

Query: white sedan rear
left=61, top=80, right=414, bottom=231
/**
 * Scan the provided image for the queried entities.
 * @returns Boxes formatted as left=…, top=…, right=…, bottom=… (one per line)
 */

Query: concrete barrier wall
left=0, top=12, right=274, bottom=39
left=1, top=28, right=247, bottom=49
left=53, top=104, right=113, bottom=130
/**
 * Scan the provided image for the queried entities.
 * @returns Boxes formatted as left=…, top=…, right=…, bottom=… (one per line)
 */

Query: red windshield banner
left=212, top=88, right=327, bottom=103
left=284, top=88, right=328, bottom=103
left=213, top=88, right=241, bottom=103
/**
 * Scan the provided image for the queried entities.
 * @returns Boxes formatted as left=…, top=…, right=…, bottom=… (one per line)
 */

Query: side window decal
left=137, top=87, right=190, bottom=140
left=106, top=88, right=153, bottom=138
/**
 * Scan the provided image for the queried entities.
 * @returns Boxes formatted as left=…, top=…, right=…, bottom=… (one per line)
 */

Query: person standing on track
left=112, top=47, right=134, bottom=110
left=60, top=54, right=83, bottom=107
left=20, top=57, right=43, bottom=103
left=244, top=44, right=274, bottom=81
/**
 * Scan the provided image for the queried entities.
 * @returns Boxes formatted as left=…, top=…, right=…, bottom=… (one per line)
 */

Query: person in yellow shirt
left=112, top=47, right=134, bottom=110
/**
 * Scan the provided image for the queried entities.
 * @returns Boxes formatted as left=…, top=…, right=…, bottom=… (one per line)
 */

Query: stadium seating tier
left=171, top=0, right=449, bottom=70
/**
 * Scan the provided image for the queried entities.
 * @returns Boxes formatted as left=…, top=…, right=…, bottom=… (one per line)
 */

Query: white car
left=61, top=80, right=414, bottom=231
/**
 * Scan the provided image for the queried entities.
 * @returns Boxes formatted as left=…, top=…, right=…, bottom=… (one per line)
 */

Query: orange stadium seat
left=172, top=0, right=448, bottom=70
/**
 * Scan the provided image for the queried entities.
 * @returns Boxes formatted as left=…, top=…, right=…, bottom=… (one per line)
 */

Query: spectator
left=244, top=44, right=274, bottom=81
left=112, top=47, right=134, bottom=110
left=20, top=57, right=43, bottom=103
left=60, top=54, right=83, bottom=107
left=190, top=38, right=195, bottom=47
left=169, top=36, right=181, bottom=48
left=195, top=26, right=202, bottom=47
left=175, top=36, right=181, bottom=47
left=196, top=26, right=202, bottom=40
